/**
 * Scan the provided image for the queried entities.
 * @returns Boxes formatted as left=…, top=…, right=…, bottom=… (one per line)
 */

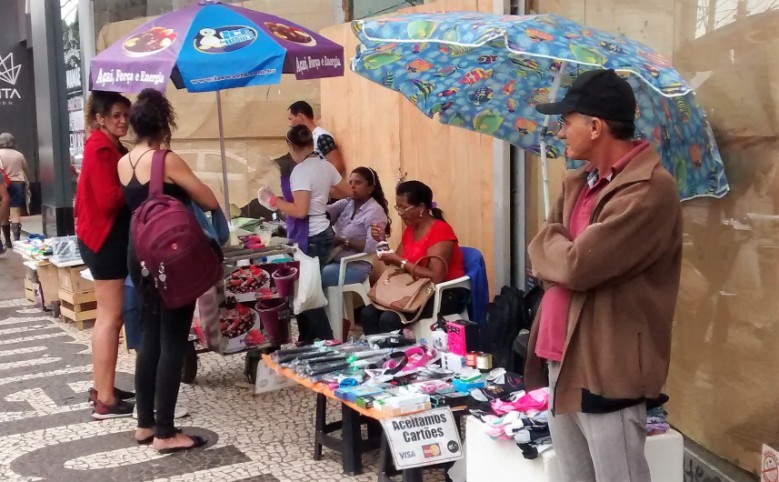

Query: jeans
left=321, top=260, right=371, bottom=288
left=361, top=287, right=470, bottom=335
left=296, top=228, right=335, bottom=343
left=134, top=289, right=194, bottom=438
left=129, top=246, right=193, bottom=438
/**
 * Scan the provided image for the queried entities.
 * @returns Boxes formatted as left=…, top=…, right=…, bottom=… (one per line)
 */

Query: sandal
left=157, top=434, right=208, bottom=454
left=136, top=428, right=181, bottom=445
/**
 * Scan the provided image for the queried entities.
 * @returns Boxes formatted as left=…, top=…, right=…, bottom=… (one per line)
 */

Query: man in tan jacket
left=526, top=69, right=683, bottom=482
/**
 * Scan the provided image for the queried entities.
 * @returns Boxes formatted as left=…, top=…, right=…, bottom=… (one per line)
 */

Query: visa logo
left=399, top=451, right=416, bottom=459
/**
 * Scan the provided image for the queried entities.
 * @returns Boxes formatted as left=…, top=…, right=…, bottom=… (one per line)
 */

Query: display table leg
left=402, top=468, right=424, bottom=482
left=341, top=404, right=363, bottom=475
left=313, top=393, right=326, bottom=461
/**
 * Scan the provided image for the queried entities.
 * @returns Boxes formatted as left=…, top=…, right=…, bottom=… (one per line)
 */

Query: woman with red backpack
left=118, top=89, right=218, bottom=453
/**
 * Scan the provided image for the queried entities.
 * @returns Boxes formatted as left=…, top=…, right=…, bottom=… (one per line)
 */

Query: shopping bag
left=292, top=249, right=328, bottom=314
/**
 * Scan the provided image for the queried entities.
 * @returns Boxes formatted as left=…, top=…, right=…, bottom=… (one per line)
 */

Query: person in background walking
left=0, top=132, right=30, bottom=245
left=119, top=88, right=217, bottom=452
left=287, top=101, right=345, bottom=174
left=525, top=69, right=683, bottom=482
left=74, top=91, right=136, bottom=419
left=0, top=170, right=9, bottom=254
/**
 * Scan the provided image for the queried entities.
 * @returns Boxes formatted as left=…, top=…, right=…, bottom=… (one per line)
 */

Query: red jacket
left=74, top=129, right=127, bottom=252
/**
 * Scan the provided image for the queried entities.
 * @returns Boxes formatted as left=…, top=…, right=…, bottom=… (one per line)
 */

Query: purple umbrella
left=90, top=0, right=345, bottom=212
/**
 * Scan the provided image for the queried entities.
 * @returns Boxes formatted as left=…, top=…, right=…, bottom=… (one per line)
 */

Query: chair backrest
left=460, top=247, right=489, bottom=324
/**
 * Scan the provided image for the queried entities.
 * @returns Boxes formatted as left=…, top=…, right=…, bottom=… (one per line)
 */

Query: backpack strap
left=149, top=149, right=170, bottom=198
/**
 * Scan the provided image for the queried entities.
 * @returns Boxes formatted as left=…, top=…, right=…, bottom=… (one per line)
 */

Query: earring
left=419, top=210, right=423, bottom=218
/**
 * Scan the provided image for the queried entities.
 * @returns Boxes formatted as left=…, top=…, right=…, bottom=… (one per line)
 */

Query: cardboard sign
left=763, top=445, right=779, bottom=482
left=380, top=407, right=463, bottom=470
left=254, top=359, right=295, bottom=395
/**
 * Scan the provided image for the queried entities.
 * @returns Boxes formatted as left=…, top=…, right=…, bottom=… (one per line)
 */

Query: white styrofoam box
left=465, top=415, right=684, bottom=482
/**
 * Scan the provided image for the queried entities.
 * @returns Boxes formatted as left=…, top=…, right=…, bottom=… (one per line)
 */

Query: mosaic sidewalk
left=0, top=295, right=452, bottom=482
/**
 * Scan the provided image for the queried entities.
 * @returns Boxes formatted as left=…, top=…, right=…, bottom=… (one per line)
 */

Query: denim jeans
left=321, top=261, right=371, bottom=288
left=134, top=288, right=194, bottom=438
left=296, top=228, right=335, bottom=343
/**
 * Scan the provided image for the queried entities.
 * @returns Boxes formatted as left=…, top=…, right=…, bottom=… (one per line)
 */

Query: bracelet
left=344, top=239, right=351, bottom=248
left=400, top=259, right=408, bottom=270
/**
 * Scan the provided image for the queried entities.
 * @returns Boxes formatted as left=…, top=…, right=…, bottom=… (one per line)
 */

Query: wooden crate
left=23, top=278, right=36, bottom=302
left=37, top=262, right=60, bottom=308
left=59, top=289, right=97, bottom=330
left=57, top=265, right=93, bottom=293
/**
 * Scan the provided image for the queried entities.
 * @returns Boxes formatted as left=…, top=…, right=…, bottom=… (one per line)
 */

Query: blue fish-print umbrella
left=351, top=12, right=729, bottom=215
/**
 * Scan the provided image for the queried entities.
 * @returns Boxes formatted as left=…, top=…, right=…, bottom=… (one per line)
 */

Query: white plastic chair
left=409, top=276, right=471, bottom=344
left=325, top=253, right=373, bottom=340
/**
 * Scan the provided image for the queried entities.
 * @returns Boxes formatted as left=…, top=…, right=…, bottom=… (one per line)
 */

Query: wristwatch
left=400, top=259, right=408, bottom=270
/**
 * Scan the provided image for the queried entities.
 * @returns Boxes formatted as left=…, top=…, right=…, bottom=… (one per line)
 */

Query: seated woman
left=361, top=180, right=468, bottom=335
left=321, top=166, right=391, bottom=288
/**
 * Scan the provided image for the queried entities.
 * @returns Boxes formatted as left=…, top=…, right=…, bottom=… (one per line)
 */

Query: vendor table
left=263, top=355, right=463, bottom=481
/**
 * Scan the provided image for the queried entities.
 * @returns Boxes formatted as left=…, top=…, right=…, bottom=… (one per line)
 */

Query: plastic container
left=256, top=298, right=289, bottom=345
left=272, top=265, right=298, bottom=298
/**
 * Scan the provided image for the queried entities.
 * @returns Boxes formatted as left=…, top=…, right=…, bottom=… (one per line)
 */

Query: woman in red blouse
left=361, top=180, right=468, bottom=335
left=74, top=91, right=135, bottom=419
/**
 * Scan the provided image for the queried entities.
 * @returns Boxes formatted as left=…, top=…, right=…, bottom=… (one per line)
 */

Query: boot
left=11, top=223, right=21, bottom=242
left=1, top=225, right=10, bottom=249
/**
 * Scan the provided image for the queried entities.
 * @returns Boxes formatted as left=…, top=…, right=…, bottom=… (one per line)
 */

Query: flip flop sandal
left=136, top=428, right=181, bottom=445
left=404, top=346, right=432, bottom=371
left=157, top=434, right=208, bottom=454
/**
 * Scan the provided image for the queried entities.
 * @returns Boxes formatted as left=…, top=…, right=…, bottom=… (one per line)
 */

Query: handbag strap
left=410, top=255, right=449, bottom=280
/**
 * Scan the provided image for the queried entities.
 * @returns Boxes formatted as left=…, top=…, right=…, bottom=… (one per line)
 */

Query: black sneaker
left=88, top=387, right=136, bottom=405
left=92, top=399, right=134, bottom=420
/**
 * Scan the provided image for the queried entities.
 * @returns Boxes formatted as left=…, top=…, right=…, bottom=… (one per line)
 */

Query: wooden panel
left=320, top=0, right=500, bottom=290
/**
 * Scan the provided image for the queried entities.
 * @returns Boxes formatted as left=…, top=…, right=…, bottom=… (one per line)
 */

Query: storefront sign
left=62, top=0, right=84, bottom=167
left=380, top=407, right=463, bottom=470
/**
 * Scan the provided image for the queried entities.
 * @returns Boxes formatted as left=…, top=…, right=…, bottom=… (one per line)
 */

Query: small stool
left=313, top=394, right=382, bottom=476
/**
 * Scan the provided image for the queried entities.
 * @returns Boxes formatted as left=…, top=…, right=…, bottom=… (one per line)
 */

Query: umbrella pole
left=539, top=61, right=567, bottom=218
left=215, top=90, right=231, bottom=218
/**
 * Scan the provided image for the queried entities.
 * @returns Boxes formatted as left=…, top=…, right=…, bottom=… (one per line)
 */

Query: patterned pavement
left=0, top=253, right=447, bottom=482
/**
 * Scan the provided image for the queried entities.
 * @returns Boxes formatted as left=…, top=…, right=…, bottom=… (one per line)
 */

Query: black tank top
left=121, top=150, right=190, bottom=211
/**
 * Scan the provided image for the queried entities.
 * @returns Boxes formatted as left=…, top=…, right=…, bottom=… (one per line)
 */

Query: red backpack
left=131, top=150, right=223, bottom=309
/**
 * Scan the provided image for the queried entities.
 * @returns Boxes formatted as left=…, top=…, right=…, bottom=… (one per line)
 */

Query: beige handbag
left=368, top=255, right=448, bottom=323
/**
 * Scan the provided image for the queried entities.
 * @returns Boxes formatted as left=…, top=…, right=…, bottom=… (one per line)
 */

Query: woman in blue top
left=321, top=166, right=390, bottom=287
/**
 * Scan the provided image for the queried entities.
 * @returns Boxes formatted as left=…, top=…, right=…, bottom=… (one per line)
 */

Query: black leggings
left=134, top=289, right=194, bottom=438
left=361, top=287, right=470, bottom=335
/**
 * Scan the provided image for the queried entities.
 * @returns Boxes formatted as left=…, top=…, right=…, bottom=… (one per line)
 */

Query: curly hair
left=85, top=91, right=131, bottom=131
left=352, top=166, right=391, bottom=237
left=130, top=88, right=177, bottom=145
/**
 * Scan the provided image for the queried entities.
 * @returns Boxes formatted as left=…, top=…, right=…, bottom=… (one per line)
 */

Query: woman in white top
left=274, top=125, right=350, bottom=343
left=0, top=133, right=29, bottom=245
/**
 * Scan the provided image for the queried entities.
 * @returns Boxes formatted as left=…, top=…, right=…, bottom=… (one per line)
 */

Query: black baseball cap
left=535, top=69, right=636, bottom=122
